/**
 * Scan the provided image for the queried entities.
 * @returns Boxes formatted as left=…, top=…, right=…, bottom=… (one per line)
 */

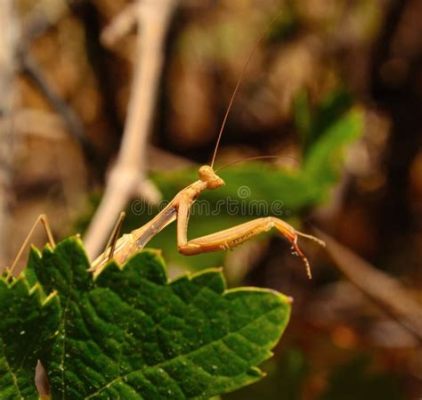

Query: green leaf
left=294, top=89, right=353, bottom=155
left=0, top=270, right=60, bottom=400
left=28, top=238, right=291, bottom=399
left=302, top=108, right=363, bottom=198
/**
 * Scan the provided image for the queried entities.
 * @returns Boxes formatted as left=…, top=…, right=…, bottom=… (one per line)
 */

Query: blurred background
left=1, top=0, right=421, bottom=398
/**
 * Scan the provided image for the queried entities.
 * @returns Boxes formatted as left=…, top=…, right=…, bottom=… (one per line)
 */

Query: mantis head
left=198, top=165, right=225, bottom=189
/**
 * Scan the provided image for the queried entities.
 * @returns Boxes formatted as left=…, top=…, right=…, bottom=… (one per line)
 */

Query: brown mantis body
left=91, top=165, right=324, bottom=278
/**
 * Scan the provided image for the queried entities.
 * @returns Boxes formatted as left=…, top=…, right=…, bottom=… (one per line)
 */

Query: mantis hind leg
left=177, top=215, right=324, bottom=279
left=6, top=214, right=55, bottom=277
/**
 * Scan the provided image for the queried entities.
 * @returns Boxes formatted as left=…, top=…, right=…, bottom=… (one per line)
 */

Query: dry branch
left=318, top=230, right=422, bottom=342
left=84, top=0, right=178, bottom=259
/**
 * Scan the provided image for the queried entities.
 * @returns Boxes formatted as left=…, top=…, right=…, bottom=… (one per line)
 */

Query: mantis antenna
left=209, top=10, right=284, bottom=168
left=209, top=47, right=257, bottom=168
left=215, top=155, right=282, bottom=172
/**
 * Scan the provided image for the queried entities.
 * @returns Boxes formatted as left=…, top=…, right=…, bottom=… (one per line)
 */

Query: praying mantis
left=90, top=163, right=324, bottom=279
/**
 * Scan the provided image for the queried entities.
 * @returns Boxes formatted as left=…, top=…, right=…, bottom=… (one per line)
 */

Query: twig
left=317, top=230, right=422, bottom=342
left=84, top=0, right=178, bottom=259
left=0, top=0, right=19, bottom=266
left=100, top=2, right=138, bottom=48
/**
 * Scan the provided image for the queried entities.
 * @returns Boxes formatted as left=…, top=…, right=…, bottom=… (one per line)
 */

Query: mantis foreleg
left=176, top=201, right=323, bottom=278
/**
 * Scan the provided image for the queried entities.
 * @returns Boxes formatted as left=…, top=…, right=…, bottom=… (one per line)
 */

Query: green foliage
left=0, top=238, right=291, bottom=399
left=302, top=107, right=362, bottom=200
left=0, top=271, right=60, bottom=399
left=294, top=89, right=354, bottom=155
